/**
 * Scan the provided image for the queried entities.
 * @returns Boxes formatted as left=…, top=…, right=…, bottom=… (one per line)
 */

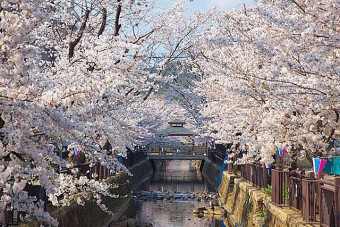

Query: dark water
left=123, top=160, right=223, bottom=227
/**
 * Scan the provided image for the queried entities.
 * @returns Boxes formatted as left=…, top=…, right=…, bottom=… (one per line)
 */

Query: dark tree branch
left=143, top=87, right=154, bottom=101
left=243, top=3, right=247, bottom=16
left=1, top=151, right=26, bottom=162
left=114, top=1, right=122, bottom=37
left=68, top=9, right=90, bottom=59
left=133, top=29, right=155, bottom=44
left=0, top=115, right=4, bottom=128
left=325, top=109, right=339, bottom=143
left=97, top=8, right=107, bottom=37
left=125, top=88, right=134, bottom=96
left=291, top=0, right=306, bottom=13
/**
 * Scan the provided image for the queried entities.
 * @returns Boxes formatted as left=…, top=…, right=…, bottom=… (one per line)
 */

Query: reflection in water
left=134, top=200, right=216, bottom=227
left=125, top=160, right=222, bottom=227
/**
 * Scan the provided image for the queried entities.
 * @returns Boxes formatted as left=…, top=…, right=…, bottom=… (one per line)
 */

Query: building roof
left=168, top=119, right=186, bottom=125
left=159, top=126, right=195, bottom=137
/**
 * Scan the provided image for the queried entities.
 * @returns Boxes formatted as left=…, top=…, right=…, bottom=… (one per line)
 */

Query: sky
left=186, top=0, right=257, bottom=12
left=160, top=0, right=258, bottom=17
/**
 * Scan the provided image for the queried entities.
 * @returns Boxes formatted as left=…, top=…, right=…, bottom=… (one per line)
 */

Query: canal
left=120, top=160, right=224, bottom=227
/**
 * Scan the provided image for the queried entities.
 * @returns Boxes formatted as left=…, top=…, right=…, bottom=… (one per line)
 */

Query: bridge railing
left=148, top=146, right=206, bottom=156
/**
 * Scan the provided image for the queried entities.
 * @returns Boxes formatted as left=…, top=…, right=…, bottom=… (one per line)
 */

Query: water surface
left=124, top=160, right=223, bottom=227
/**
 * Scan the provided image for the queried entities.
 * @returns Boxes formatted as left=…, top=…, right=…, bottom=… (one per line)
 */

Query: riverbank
left=218, top=171, right=317, bottom=227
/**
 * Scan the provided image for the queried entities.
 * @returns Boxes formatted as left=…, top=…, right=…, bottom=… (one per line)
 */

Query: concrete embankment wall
left=201, top=159, right=220, bottom=191
left=218, top=172, right=315, bottom=227
left=21, top=159, right=153, bottom=227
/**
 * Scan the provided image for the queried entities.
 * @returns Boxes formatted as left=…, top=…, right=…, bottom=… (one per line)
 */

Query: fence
left=227, top=156, right=237, bottom=174
left=237, top=163, right=340, bottom=226
left=319, top=178, right=340, bottom=227
left=271, top=168, right=290, bottom=206
left=240, top=164, right=270, bottom=189
left=301, top=176, right=318, bottom=222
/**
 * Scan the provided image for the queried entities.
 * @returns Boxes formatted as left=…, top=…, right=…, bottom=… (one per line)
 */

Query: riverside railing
left=227, top=156, right=237, bottom=174
left=3, top=184, right=48, bottom=227
left=3, top=161, right=114, bottom=226
left=240, top=163, right=270, bottom=189
left=271, top=168, right=290, bottom=206
left=301, top=175, right=318, bottom=223
left=319, top=178, right=340, bottom=227
left=237, top=162, right=340, bottom=226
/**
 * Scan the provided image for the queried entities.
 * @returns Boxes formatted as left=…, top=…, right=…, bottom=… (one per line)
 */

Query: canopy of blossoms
left=189, top=0, right=339, bottom=164
left=0, top=0, right=338, bottom=225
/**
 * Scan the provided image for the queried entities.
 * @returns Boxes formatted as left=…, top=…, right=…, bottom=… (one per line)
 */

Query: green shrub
left=261, top=185, right=272, bottom=196
left=282, top=186, right=289, bottom=201
left=255, top=210, right=266, bottom=217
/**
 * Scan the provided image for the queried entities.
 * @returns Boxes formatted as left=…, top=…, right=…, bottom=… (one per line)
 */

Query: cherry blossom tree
left=0, top=0, right=209, bottom=225
left=2, top=0, right=337, bottom=224
left=190, top=0, right=339, bottom=164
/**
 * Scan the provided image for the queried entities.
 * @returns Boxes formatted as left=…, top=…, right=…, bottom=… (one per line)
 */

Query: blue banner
left=217, top=155, right=228, bottom=188
left=313, top=158, right=321, bottom=174
left=220, top=219, right=226, bottom=227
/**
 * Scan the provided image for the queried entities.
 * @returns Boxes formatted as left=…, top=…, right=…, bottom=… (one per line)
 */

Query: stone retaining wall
left=201, top=159, right=220, bottom=191
left=219, top=172, right=315, bottom=227
left=217, top=172, right=239, bottom=204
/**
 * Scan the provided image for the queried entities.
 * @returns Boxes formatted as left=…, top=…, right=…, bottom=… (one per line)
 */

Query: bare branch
left=143, top=87, right=154, bottom=101
left=68, top=9, right=90, bottom=59
left=291, top=0, right=306, bottom=13
left=114, top=1, right=122, bottom=37
left=243, top=3, right=247, bottom=16
left=0, top=115, right=4, bottom=128
left=97, top=8, right=107, bottom=37
left=125, top=88, right=134, bottom=96
left=325, top=109, right=339, bottom=142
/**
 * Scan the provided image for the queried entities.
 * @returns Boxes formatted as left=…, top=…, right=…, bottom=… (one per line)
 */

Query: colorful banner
left=281, top=144, right=288, bottom=161
left=323, top=157, right=340, bottom=175
left=74, top=145, right=81, bottom=159
left=313, top=158, right=320, bottom=174
left=318, top=159, right=327, bottom=175
left=313, top=157, right=327, bottom=175
left=278, top=144, right=288, bottom=161
left=278, top=147, right=283, bottom=158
